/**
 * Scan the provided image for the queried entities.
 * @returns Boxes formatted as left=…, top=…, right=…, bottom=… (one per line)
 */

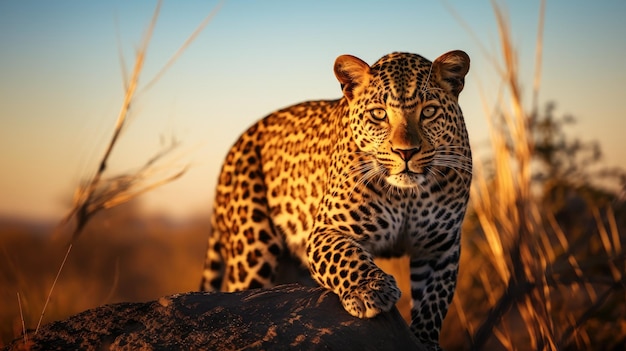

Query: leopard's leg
left=306, top=229, right=401, bottom=318
left=219, top=180, right=285, bottom=291
left=220, top=220, right=284, bottom=291
left=409, top=242, right=460, bottom=349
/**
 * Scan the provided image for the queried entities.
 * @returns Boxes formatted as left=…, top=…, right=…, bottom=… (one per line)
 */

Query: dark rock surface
left=6, top=284, right=424, bottom=350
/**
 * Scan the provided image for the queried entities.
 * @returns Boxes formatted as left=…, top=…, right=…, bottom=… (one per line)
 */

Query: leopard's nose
left=392, top=147, right=419, bottom=161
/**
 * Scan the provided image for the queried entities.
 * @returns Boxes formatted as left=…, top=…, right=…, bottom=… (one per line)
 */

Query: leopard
left=200, top=50, right=472, bottom=348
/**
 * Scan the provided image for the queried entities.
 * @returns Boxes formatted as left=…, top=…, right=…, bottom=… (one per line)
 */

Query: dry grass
left=2, top=0, right=222, bottom=343
left=440, top=1, right=625, bottom=350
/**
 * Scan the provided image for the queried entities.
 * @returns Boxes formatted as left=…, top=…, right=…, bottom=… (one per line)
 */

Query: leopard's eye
left=369, top=108, right=387, bottom=121
left=421, top=106, right=438, bottom=119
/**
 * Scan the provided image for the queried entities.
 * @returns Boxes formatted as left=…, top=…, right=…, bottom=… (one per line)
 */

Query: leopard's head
left=334, top=51, right=471, bottom=189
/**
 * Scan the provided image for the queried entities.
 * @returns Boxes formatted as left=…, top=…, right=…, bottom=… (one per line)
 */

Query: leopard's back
left=202, top=99, right=344, bottom=290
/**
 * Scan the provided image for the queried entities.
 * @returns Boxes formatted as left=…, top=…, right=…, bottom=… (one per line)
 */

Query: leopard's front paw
left=340, top=269, right=401, bottom=319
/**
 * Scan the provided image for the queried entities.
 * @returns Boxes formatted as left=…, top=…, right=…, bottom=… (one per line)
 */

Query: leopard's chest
left=320, top=189, right=462, bottom=257
left=265, top=163, right=463, bottom=264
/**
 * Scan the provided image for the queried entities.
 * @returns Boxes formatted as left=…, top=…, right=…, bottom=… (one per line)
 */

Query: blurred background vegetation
left=0, top=204, right=208, bottom=345
left=1, top=2, right=624, bottom=350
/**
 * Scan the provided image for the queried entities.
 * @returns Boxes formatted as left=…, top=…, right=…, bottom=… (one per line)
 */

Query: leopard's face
left=335, top=52, right=471, bottom=189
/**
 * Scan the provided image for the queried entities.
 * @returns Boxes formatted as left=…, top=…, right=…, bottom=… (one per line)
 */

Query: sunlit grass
left=441, top=1, right=625, bottom=350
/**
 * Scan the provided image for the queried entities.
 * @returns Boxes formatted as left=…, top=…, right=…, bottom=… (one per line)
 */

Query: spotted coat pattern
left=201, top=51, right=472, bottom=348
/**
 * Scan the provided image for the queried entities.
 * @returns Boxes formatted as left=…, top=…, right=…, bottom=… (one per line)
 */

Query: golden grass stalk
left=468, top=0, right=552, bottom=348
left=34, top=2, right=162, bottom=332
left=141, top=0, right=225, bottom=94
left=34, top=0, right=220, bottom=334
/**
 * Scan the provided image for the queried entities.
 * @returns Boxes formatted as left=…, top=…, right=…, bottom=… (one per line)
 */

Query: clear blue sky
left=1, top=0, right=625, bottom=221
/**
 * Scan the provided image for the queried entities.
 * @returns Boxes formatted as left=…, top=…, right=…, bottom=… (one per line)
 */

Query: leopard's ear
left=433, top=50, right=470, bottom=97
left=334, top=55, right=370, bottom=101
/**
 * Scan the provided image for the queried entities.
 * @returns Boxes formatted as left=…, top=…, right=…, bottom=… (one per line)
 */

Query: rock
left=6, top=284, right=424, bottom=350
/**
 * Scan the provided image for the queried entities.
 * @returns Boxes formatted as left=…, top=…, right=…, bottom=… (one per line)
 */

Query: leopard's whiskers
left=345, top=157, right=384, bottom=200
left=431, top=150, right=473, bottom=187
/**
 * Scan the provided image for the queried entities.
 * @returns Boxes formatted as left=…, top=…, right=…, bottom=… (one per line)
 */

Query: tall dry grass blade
left=492, top=326, right=513, bottom=350
left=101, top=258, right=120, bottom=305
left=471, top=162, right=510, bottom=284
left=452, top=296, right=474, bottom=343
left=17, top=292, right=26, bottom=342
left=546, top=212, right=597, bottom=301
left=442, top=0, right=501, bottom=73
left=471, top=276, right=522, bottom=349
left=558, top=279, right=625, bottom=347
left=92, top=1, right=160, bottom=189
left=142, top=0, right=225, bottom=94
left=520, top=291, right=557, bottom=350
left=101, top=166, right=188, bottom=209
left=115, top=16, right=129, bottom=92
left=536, top=234, right=557, bottom=344
left=479, top=269, right=498, bottom=307
left=35, top=243, right=73, bottom=334
left=606, top=206, right=622, bottom=254
left=60, top=1, right=162, bottom=239
left=531, top=0, right=546, bottom=115
left=492, top=0, right=533, bottom=201
left=593, top=206, right=623, bottom=282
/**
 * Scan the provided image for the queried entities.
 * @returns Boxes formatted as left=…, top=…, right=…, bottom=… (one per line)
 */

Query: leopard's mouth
left=374, top=156, right=432, bottom=188
left=385, top=168, right=428, bottom=188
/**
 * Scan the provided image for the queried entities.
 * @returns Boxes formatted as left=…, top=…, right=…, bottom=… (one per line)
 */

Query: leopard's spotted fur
left=201, top=51, right=472, bottom=348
